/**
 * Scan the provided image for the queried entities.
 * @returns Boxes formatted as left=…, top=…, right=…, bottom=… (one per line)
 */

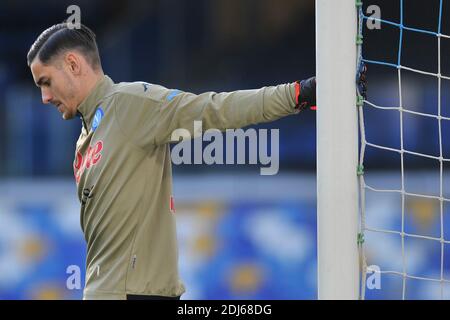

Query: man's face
left=30, top=56, right=80, bottom=120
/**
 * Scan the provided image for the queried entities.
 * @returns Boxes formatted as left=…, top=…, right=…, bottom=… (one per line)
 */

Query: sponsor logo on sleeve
left=167, top=89, right=181, bottom=101
left=141, top=83, right=150, bottom=92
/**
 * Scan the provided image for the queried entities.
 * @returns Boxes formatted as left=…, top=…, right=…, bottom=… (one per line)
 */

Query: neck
left=78, top=69, right=104, bottom=106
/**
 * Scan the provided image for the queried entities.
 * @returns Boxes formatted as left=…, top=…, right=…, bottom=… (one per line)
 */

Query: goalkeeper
left=27, top=23, right=364, bottom=300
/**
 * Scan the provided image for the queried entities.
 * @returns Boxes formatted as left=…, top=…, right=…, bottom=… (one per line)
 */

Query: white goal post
left=316, top=0, right=360, bottom=299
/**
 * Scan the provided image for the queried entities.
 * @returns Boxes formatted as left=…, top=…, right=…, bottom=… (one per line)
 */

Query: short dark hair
left=27, top=22, right=101, bottom=69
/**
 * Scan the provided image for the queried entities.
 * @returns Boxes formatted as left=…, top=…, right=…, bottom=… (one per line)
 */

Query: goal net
left=358, top=0, right=450, bottom=299
left=317, top=0, right=450, bottom=299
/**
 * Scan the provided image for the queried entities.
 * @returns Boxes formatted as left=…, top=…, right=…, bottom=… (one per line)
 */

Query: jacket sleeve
left=114, top=82, right=299, bottom=149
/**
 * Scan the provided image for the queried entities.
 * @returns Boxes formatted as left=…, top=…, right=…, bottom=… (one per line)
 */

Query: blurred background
left=0, top=0, right=449, bottom=299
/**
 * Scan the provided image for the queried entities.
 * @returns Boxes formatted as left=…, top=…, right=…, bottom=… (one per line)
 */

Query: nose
left=41, top=88, right=53, bottom=104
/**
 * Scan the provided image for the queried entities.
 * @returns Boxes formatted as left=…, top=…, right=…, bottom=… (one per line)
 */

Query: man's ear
left=64, top=52, right=82, bottom=75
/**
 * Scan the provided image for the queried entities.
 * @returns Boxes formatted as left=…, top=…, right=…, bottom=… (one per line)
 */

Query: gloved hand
left=295, top=62, right=367, bottom=111
left=357, top=61, right=368, bottom=99
left=295, top=77, right=316, bottom=111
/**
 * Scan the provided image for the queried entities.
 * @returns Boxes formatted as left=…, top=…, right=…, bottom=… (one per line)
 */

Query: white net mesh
left=357, top=0, right=450, bottom=299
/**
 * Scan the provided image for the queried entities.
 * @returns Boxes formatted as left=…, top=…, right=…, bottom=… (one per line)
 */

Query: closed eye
left=36, top=77, right=51, bottom=87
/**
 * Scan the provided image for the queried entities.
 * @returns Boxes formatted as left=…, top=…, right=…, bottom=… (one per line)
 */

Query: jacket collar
left=77, top=75, right=114, bottom=131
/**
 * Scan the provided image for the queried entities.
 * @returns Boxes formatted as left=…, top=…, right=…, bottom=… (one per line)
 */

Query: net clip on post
left=357, top=165, right=364, bottom=176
